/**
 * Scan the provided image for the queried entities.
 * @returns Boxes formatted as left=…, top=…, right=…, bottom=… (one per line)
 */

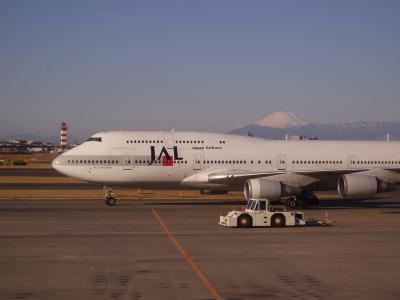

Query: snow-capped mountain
left=255, top=112, right=307, bottom=128
left=231, top=113, right=400, bottom=140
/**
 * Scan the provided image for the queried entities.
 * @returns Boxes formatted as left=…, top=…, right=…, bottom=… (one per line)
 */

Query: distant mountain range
left=3, top=112, right=400, bottom=143
left=231, top=112, right=400, bottom=140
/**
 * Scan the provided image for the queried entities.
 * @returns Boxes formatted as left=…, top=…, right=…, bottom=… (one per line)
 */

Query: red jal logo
left=149, top=146, right=182, bottom=166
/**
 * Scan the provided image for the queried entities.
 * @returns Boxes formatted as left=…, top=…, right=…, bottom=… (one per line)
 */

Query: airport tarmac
left=1, top=196, right=400, bottom=300
left=0, top=168, right=60, bottom=177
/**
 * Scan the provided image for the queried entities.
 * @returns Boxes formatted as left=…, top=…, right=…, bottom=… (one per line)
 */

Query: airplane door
left=277, top=154, right=286, bottom=171
left=163, top=132, right=174, bottom=149
left=110, top=148, right=134, bottom=171
left=348, top=153, right=356, bottom=168
left=123, top=150, right=135, bottom=170
left=193, top=154, right=201, bottom=170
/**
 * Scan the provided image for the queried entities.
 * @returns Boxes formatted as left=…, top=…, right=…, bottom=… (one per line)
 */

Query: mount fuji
left=231, top=112, right=400, bottom=140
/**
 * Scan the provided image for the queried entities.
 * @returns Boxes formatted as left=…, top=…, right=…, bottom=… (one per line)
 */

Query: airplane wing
left=205, top=168, right=400, bottom=189
left=206, top=169, right=352, bottom=186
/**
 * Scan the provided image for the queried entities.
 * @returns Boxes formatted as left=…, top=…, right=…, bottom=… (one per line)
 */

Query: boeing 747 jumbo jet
left=52, top=131, right=400, bottom=206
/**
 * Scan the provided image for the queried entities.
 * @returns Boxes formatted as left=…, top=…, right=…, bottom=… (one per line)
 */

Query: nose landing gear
left=103, top=186, right=117, bottom=206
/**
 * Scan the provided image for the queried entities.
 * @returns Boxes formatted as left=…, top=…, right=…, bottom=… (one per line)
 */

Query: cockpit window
left=87, top=137, right=102, bottom=142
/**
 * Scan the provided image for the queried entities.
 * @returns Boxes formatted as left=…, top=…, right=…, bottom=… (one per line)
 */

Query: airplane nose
left=52, top=156, right=62, bottom=172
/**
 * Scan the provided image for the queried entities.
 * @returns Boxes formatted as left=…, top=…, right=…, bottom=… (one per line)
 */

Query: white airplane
left=52, top=131, right=400, bottom=206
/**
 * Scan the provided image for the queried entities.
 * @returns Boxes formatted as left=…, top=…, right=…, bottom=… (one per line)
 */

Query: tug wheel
left=271, top=214, right=286, bottom=227
left=237, top=214, right=252, bottom=228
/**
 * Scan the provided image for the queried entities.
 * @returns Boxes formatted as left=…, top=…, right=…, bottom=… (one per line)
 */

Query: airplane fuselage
left=53, top=131, right=400, bottom=193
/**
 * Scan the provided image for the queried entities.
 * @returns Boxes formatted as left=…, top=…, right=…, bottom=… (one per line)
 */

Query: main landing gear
left=286, top=192, right=319, bottom=209
left=103, top=186, right=117, bottom=206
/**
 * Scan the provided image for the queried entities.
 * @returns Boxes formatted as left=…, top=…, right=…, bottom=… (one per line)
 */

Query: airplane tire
left=286, top=197, right=297, bottom=208
left=105, top=197, right=116, bottom=206
left=271, top=214, right=286, bottom=227
left=308, top=195, right=320, bottom=206
left=237, top=214, right=252, bottom=228
left=297, top=198, right=309, bottom=208
left=199, top=189, right=228, bottom=195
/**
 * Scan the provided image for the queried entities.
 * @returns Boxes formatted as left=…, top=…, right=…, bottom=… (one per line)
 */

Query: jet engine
left=244, top=178, right=300, bottom=201
left=338, top=174, right=393, bottom=197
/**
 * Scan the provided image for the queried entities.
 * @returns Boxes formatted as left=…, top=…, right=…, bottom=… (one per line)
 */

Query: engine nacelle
left=338, top=174, right=393, bottom=197
left=244, top=178, right=300, bottom=201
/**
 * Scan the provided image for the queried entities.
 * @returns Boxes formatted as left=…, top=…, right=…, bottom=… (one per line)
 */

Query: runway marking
left=151, top=208, right=223, bottom=300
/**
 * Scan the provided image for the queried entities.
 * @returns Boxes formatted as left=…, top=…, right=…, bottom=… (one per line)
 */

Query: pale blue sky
left=1, top=0, right=399, bottom=140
